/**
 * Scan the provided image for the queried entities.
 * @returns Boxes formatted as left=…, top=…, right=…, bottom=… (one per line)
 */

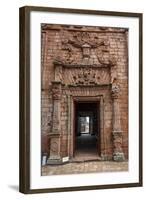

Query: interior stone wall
left=41, top=24, right=128, bottom=162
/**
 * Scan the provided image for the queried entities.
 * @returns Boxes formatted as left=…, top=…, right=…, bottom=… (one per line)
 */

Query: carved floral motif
left=72, top=68, right=97, bottom=86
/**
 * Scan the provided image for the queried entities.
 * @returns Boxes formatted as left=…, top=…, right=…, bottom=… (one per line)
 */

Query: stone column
left=111, top=83, right=125, bottom=161
left=47, top=81, right=62, bottom=164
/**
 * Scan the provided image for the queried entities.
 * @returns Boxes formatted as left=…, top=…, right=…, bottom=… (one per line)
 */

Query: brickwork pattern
left=41, top=24, right=128, bottom=161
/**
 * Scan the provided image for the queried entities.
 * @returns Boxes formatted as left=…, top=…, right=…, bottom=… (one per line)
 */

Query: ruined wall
left=41, top=24, right=128, bottom=161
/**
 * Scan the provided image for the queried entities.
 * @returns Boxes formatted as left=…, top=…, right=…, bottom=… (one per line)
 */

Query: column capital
left=111, top=82, right=120, bottom=99
left=52, top=81, right=62, bottom=100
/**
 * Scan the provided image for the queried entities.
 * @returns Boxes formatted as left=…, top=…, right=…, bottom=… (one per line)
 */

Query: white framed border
left=29, top=9, right=140, bottom=190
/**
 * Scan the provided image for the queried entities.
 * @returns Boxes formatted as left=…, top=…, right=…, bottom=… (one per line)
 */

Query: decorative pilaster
left=47, top=81, right=62, bottom=164
left=52, top=82, right=62, bottom=133
left=111, top=82, right=125, bottom=161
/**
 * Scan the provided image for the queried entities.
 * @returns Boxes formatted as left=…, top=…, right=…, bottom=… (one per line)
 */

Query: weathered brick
left=41, top=24, right=128, bottom=162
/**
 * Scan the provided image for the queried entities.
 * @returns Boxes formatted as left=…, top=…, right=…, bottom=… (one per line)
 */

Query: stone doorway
left=73, top=101, right=100, bottom=161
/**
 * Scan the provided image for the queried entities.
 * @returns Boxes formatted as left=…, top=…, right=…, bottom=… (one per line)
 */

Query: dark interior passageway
left=73, top=102, right=100, bottom=161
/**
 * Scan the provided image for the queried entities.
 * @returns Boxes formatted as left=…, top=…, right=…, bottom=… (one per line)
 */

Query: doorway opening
left=73, top=101, right=100, bottom=161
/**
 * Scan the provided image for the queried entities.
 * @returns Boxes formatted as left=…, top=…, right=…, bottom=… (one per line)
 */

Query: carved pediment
left=54, top=31, right=117, bottom=66
left=52, top=29, right=118, bottom=87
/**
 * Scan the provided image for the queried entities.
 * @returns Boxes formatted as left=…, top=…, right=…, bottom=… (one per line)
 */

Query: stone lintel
left=53, top=58, right=114, bottom=68
left=59, top=63, right=112, bottom=68
left=68, top=84, right=111, bottom=88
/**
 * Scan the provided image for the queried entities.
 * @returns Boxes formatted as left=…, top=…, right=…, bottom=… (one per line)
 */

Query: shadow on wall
left=8, top=185, right=19, bottom=192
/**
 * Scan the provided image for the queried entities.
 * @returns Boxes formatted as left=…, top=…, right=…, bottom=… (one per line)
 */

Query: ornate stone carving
left=113, top=132, right=123, bottom=153
left=54, top=65, right=63, bottom=82
left=68, top=32, right=108, bottom=50
left=41, top=24, right=128, bottom=165
left=72, top=68, right=97, bottom=86
left=113, top=131, right=125, bottom=161
left=63, top=67, right=110, bottom=86
left=55, top=31, right=117, bottom=66
left=47, top=136, right=61, bottom=164
left=52, top=82, right=62, bottom=100
left=111, top=79, right=125, bottom=161
left=97, top=52, right=117, bottom=66
left=50, top=141, right=58, bottom=153
left=111, top=81, right=120, bottom=99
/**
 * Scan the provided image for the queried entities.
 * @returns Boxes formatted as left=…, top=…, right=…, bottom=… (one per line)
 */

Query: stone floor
left=74, top=134, right=100, bottom=162
left=42, top=161, right=128, bottom=176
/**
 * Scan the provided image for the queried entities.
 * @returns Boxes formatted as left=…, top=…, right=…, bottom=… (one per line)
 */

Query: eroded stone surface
left=41, top=24, right=128, bottom=165
left=42, top=161, right=128, bottom=175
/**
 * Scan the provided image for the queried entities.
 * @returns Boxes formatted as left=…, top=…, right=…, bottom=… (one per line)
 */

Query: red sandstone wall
left=41, top=24, right=128, bottom=160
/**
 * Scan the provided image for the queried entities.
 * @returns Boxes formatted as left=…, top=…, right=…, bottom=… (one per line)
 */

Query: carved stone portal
left=41, top=25, right=128, bottom=164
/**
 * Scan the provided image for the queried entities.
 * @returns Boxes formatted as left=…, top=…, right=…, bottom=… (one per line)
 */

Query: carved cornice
left=53, top=59, right=111, bottom=68
left=41, top=24, right=128, bottom=33
left=68, top=84, right=110, bottom=88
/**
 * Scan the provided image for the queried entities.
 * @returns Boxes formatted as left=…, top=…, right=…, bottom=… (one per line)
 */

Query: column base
left=101, top=154, right=112, bottom=161
left=113, top=152, right=125, bottom=161
left=47, top=157, right=62, bottom=165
